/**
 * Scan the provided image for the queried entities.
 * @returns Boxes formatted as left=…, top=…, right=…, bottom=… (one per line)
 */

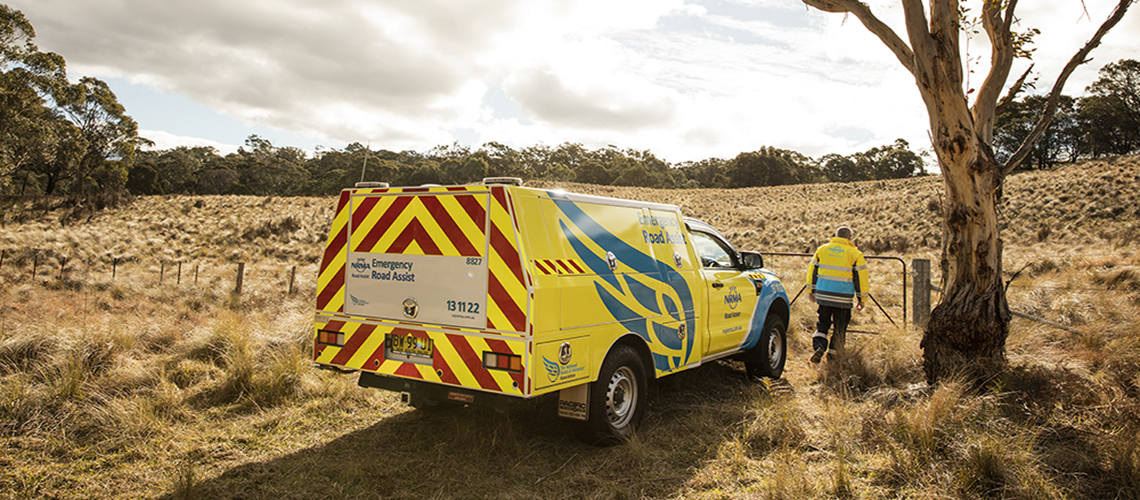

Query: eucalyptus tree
left=801, top=0, right=1134, bottom=383
left=1080, top=59, right=1140, bottom=156
left=58, top=77, right=145, bottom=196
left=0, top=4, right=71, bottom=194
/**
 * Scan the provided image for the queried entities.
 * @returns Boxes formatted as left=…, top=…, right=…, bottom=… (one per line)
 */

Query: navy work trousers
left=814, top=304, right=851, bottom=353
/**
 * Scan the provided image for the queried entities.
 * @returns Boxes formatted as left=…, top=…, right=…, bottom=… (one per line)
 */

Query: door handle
left=712, top=282, right=724, bottom=288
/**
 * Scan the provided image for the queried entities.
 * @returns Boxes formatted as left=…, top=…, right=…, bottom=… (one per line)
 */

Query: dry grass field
left=2, top=155, right=1139, bottom=499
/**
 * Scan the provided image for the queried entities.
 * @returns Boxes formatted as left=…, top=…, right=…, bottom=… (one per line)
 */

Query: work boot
left=826, top=349, right=838, bottom=361
left=810, top=349, right=825, bottom=364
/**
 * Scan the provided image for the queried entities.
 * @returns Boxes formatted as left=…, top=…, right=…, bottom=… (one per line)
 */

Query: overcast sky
left=10, top=0, right=1139, bottom=164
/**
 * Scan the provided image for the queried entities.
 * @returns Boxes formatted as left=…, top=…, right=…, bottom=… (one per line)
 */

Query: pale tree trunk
left=923, top=121, right=1009, bottom=384
left=802, top=0, right=1132, bottom=384
left=908, top=0, right=1010, bottom=384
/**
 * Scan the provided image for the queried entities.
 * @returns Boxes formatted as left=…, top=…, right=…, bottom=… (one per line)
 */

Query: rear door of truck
left=314, top=185, right=531, bottom=398
left=345, top=188, right=491, bottom=328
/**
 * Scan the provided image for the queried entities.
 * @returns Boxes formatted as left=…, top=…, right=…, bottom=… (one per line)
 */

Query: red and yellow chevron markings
left=316, top=190, right=353, bottom=313
left=533, top=259, right=587, bottom=275
left=313, top=319, right=526, bottom=396
left=486, top=186, right=527, bottom=333
left=350, top=187, right=487, bottom=257
left=316, top=185, right=530, bottom=335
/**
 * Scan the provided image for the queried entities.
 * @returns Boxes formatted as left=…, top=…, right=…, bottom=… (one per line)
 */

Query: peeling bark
left=923, top=143, right=1009, bottom=384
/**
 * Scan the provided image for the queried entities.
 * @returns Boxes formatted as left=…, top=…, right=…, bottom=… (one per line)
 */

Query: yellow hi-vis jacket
left=806, top=237, right=869, bottom=309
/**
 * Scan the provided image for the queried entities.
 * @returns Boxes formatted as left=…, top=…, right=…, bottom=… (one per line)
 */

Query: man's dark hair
left=836, top=226, right=853, bottom=239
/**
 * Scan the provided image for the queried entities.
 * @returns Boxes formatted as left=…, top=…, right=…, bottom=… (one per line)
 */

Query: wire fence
left=761, top=252, right=911, bottom=333
left=0, top=248, right=309, bottom=297
left=754, top=251, right=1139, bottom=335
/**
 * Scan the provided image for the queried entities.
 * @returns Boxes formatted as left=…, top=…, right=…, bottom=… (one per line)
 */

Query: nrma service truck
left=313, top=178, right=790, bottom=443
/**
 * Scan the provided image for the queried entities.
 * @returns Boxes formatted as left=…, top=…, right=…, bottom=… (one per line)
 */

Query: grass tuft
left=0, top=334, right=58, bottom=375
left=741, top=395, right=807, bottom=456
left=1108, top=430, right=1140, bottom=499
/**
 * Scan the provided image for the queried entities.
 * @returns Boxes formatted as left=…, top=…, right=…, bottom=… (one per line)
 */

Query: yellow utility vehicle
left=314, top=178, right=789, bottom=442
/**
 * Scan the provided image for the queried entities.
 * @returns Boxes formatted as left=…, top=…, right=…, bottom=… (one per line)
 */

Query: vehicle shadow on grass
left=159, top=362, right=785, bottom=500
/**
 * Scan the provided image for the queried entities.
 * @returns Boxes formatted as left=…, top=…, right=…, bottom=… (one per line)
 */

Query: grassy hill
left=1, top=156, right=1138, bottom=499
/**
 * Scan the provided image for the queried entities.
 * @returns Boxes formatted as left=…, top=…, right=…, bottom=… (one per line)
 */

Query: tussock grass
left=1, top=156, right=1140, bottom=498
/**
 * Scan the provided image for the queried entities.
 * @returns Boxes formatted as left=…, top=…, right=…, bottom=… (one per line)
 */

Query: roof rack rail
left=482, top=177, right=523, bottom=186
left=355, top=181, right=389, bottom=188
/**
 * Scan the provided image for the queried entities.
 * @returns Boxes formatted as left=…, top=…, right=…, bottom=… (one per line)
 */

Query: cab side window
left=691, top=231, right=735, bottom=269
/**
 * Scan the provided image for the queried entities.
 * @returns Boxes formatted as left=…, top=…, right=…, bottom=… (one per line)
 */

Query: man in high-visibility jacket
left=805, top=226, right=869, bottom=363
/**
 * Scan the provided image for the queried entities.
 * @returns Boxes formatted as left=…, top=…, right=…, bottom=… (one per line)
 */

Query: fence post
left=177, top=262, right=182, bottom=285
left=112, top=258, right=118, bottom=280
left=913, top=259, right=931, bottom=328
left=288, top=266, right=296, bottom=295
left=1, top=249, right=5, bottom=271
left=32, top=251, right=38, bottom=279
left=235, top=262, right=245, bottom=295
left=160, top=261, right=165, bottom=284
left=195, top=264, right=199, bottom=285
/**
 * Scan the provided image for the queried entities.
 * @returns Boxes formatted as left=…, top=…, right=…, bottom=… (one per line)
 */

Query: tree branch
left=803, top=0, right=916, bottom=74
left=899, top=0, right=933, bottom=62
left=973, top=0, right=1018, bottom=143
left=995, top=63, right=1034, bottom=117
left=1002, top=0, right=1134, bottom=176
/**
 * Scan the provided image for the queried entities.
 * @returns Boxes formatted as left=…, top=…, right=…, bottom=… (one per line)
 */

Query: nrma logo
left=724, top=286, right=742, bottom=310
left=350, top=259, right=371, bottom=272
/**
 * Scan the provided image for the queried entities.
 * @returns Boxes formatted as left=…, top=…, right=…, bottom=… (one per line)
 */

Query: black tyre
left=746, top=314, right=786, bottom=380
left=577, top=344, right=647, bottom=445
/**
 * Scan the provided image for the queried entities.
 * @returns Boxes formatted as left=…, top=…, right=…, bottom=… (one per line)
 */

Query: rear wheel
left=577, top=344, right=647, bottom=445
left=746, top=314, right=786, bottom=380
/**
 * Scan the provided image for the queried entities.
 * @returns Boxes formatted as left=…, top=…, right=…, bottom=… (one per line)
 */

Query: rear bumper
left=358, top=371, right=517, bottom=412
left=314, top=314, right=530, bottom=398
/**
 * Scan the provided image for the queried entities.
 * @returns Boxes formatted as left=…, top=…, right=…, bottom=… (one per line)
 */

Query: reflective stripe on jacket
left=805, top=237, right=869, bottom=309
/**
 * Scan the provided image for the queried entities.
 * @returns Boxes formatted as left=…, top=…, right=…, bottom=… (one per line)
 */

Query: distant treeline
left=2, top=3, right=1138, bottom=199
left=118, top=138, right=926, bottom=197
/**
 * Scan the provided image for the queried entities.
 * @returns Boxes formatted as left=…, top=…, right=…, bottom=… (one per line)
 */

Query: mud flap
left=558, top=384, right=589, bottom=420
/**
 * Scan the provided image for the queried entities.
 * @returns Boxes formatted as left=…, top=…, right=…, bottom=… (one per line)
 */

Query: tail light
left=318, top=330, right=345, bottom=347
left=482, top=352, right=522, bottom=373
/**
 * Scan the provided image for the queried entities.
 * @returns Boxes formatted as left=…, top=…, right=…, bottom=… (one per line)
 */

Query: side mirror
left=741, top=251, right=764, bottom=270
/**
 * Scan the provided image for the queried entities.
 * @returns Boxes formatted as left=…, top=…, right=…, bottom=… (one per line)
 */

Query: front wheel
left=577, top=344, right=647, bottom=445
left=746, top=314, right=786, bottom=380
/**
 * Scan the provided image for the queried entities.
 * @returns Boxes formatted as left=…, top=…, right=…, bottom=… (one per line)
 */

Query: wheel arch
left=768, top=297, right=790, bottom=330
left=605, top=333, right=657, bottom=381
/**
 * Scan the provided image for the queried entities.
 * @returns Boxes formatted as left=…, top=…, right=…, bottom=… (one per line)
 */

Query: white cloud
left=139, top=129, right=239, bottom=155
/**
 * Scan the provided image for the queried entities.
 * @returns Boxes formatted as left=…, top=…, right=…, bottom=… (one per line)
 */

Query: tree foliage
left=1081, top=59, right=1140, bottom=157
left=0, top=4, right=142, bottom=199
left=994, top=94, right=1080, bottom=168
left=820, top=139, right=924, bottom=182
left=993, top=59, right=1140, bottom=168
left=106, top=137, right=928, bottom=196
